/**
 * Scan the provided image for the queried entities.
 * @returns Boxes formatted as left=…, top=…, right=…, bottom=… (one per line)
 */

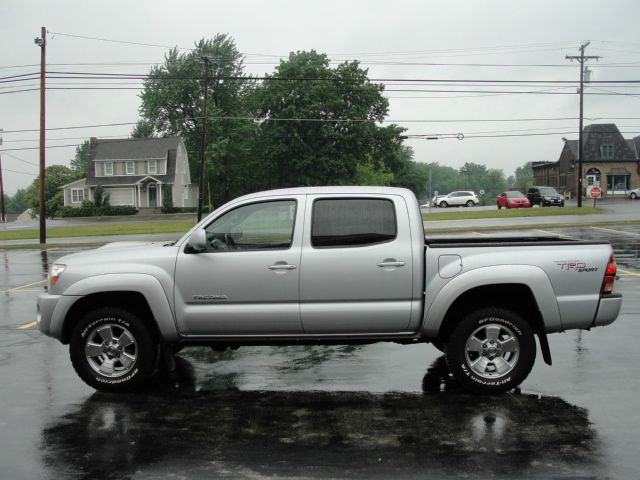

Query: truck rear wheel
left=69, top=307, right=158, bottom=392
left=445, top=307, right=536, bottom=394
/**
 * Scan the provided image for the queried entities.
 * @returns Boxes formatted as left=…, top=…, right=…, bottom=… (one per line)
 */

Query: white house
left=61, top=136, right=197, bottom=209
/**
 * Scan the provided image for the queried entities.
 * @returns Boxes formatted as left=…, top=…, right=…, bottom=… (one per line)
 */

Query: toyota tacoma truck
left=37, top=187, right=622, bottom=394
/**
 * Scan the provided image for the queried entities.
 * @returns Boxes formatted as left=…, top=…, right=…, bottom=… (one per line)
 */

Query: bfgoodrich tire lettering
left=69, top=307, right=157, bottom=392
left=445, top=307, right=536, bottom=394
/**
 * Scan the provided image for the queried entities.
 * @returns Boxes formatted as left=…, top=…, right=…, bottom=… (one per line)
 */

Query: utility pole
left=35, top=27, right=47, bottom=242
left=0, top=129, right=5, bottom=223
left=566, top=42, right=599, bottom=207
left=197, top=55, right=211, bottom=222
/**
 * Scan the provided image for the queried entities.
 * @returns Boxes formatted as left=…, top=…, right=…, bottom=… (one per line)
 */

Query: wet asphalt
left=0, top=225, right=639, bottom=479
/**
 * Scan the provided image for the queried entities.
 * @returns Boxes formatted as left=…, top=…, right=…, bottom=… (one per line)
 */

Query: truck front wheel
left=69, top=307, right=158, bottom=392
left=445, top=307, right=536, bottom=394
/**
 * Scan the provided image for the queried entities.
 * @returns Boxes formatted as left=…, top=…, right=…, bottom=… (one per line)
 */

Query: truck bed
left=425, top=235, right=608, bottom=248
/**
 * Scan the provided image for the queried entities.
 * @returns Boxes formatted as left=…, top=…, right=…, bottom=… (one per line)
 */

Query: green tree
left=4, top=188, right=29, bottom=214
left=139, top=34, right=255, bottom=206
left=459, top=162, right=506, bottom=201
left=25, top=165, right=82, bottom=218
left=93, top=184, right=110, bottom=208
left=514, top=161, right=534, bottom=191
left=131, top=119, right=155, bottom=138
left=248, top=51, right=408, bottom=189
left=70, top=140, right=91, bottom=175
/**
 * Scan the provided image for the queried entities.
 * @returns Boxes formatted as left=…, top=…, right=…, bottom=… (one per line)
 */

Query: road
left=0, top=225, right=639, bottom=479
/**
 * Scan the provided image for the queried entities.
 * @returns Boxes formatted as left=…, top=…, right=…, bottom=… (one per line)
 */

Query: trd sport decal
left=554, top=261, right=599, bottom=273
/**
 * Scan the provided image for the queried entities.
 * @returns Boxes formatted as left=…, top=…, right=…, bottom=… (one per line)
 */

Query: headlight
left=50, top=264, right=66, bottom=286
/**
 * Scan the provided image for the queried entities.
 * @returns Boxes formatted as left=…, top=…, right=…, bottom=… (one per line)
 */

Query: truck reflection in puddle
left=41, top=356, right=604, bottom=479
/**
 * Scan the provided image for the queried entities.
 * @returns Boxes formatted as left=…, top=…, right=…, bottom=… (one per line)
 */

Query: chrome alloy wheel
left=464, top=323, right=520, bottom=379
left=84, top=323, right=138, bottom=378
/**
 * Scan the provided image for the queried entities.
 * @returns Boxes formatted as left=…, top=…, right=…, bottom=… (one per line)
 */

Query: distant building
left=61, top=136, right=197, bottom=209
left=532, top=124, right=640, bottom=197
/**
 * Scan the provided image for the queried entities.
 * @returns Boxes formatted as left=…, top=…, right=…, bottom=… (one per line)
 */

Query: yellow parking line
left=18, top=321, right=38, bottom=330
left=617, top=268, right=640, bottom=277
left=1, top=279, right=46, bottom=293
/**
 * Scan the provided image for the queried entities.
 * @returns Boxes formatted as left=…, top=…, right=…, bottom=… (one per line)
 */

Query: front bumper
left=592, top=293, right=623, bottom=327
left=37, top=293, right=82, bottom=341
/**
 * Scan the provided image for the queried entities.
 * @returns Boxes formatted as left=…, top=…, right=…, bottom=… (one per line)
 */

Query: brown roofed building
left=532, top=124, right=640, bottom=198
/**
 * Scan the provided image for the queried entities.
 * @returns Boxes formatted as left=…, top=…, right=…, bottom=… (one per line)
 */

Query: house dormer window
left=104, top=162, right=113, bottom=176
left=600, top=144, right=614, bottom=160
left=148, top=160, right=157, bottom=174
left=126, top=161, right=135, bottom=175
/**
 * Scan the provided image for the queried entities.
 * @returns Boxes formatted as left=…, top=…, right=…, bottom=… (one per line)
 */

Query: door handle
left=268, top=263, right=297, bottom=270
left=377, top=260, right=406, bottom=267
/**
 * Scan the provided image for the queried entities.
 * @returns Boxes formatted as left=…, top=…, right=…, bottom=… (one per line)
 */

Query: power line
left=2, top=167, right=38, bottom=176
left=0, top=88, right=40, bottom=95
left=2, top=152, right=38, bottom=166
left=49, top=31, right=192, bottom=50
left=2, top=122, right=138, bottom=134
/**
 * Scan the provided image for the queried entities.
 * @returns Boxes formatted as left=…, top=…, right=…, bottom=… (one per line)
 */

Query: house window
left=126, top=161, right=135, bottom=175
left=71, top=188, right=85, bottom=203
left=104, top=162, right=113, bottom=176
left=148, top=160, right=157, bottom=174
left=600, top=144, right=614, bottom=160
left=606, top=174, right=630, bottom=192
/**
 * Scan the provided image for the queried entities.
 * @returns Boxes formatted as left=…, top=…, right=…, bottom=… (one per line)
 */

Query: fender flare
left=422, top=264, right=561, bottom=337
left=52, top=273, right=180, bottom=342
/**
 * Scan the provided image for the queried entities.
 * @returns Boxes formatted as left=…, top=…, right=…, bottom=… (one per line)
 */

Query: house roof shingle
left=85, top=137, right=181, bottom=187
left=92, top=136, right=182, bottom=160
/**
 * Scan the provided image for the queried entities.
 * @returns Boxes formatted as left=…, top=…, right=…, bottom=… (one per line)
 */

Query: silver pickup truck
left=37, top=187, right=622, bottom=394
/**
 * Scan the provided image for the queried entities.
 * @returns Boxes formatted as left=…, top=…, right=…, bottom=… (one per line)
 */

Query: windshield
left=539, top=187, right=559, bottom=195
left=505, top=191, right=524, bottom=198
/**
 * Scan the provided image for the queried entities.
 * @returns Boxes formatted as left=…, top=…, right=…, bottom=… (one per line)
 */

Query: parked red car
left=497, top=191, right=531, bottom=209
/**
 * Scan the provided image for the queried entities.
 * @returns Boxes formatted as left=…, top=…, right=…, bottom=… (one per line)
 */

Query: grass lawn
left=422, top=206, right=605, bottom=221
left=0, top=220, right=195, bottom=241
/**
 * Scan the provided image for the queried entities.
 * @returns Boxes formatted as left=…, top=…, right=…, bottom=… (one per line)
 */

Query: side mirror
left=187, top=229, right=207, bottom=253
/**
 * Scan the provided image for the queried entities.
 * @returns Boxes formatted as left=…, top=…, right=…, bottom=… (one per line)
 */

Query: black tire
left=439, top=201, right=448, bottom=208
left=465, top=200, right=474, bottom=207
left=497, top=204, right=502, bottom=210
left=445, top=307, right=536, bottom=394
left=559, top=202, right=565, bottom=207
left=631, top=192, right=637, bottom=200
left=69, top=307, right=158, bottom=392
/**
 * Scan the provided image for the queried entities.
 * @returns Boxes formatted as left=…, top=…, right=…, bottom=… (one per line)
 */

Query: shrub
left=101, top=205, right=138, bottom=216
left=58, top=202, right=137, bottom=217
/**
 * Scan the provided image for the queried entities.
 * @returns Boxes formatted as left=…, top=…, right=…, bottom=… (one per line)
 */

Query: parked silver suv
left=432, top=191, right=479, bottom=208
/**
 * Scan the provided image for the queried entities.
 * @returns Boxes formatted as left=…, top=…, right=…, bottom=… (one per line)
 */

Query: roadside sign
left=479, top=189, right=485, bottom=196
left=434, top=190, right=438, bottom=196
left=590, top=186, right=602, bottom=198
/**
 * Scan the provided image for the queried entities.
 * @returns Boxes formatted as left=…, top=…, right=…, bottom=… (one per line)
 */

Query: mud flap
left=537, top=332, right=552, bottom=365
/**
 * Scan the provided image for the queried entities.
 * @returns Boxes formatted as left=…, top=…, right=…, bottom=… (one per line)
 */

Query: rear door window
left=311, top=198, right=397, bottom=248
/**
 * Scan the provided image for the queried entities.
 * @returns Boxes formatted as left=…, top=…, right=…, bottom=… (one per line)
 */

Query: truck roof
left=232, top=186, right=416, bottom=202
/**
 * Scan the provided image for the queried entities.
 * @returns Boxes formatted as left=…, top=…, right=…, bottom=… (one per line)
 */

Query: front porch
left=134, top=176, right=164, bottom=208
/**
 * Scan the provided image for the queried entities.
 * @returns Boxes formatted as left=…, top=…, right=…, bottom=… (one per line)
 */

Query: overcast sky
left=2, top=0, right=640, bottom=195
